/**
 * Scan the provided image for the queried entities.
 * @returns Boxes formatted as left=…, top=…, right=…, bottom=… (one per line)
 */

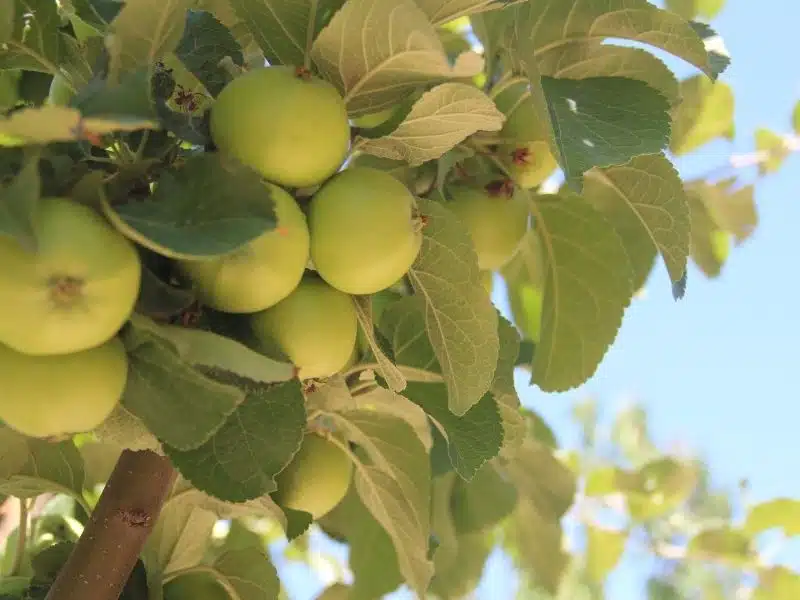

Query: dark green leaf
left=122, top=316, right=245, bottom=451
left=403, top=382, right=503, bottom=480
left=539, top=76, right=671, bottom=190
left=102, top=153, right=277, bottom=260
left=165, top=378, right=306, bottom=502
left=0, top=0, right=62, bottom=73
left=451, top=461, right=518, bottom=533
left=0, top=151, right=40, bottom=251
left=176, top=10, right=243, bottom=97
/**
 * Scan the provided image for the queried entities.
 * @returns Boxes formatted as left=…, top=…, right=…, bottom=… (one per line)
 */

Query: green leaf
left=506, top=496, right=569, bottom=594
left=212, top=547, right=280, bottom=600
left=320, top=484, right=404, bottom=600
left=665, top=0, right=726, bottom=20
left=154, top=325, right=296, bottom=383
left=74, top=69, right=160, bottom=125
left=539, top=76, right=672, bottom=190
left=0, top=426, right=30, bottom=480
left=164, top=378, right=306, bottom=503
left=0, top=438, right=85, bottom=502
left=403, top=382, right=503, bottom=480
left=744, top=498, right=800, bottom=537
left=0, top=105, right=158, bottom=147
left=175, top=10, right=244, bottom=97
left=430, top=532, right=492, bottom=599
left=415, top=0, right=498, bottom=26
left=506, top=438, right=576, bottom=523
left=143, top=494, right=218, bottom=578
left=586, top=526, right=627, bottom=583
left=625, top=458, right=699, bottom=520
left=792, top=101, right=800, bottom=135
left=333, top=410, right=434, bottom=596
left=700, top=179, right=758, bottom=244
left=0, top=3, right=14, bottom=43
left=351, top=296, right=406, bottom=393
left=379, top=296, right=439, bottom=373
left=102, top=153, right=277, bottom=260
left=345, top=386, right=433, bottom=451
left=93, top=405, right=162, bottom=453
left=451, top=461, right=518, bottom=533
left=310, top=0, right=482, bottom=116
left=70, top=0, right=123, bottom=31
left=513, top=0, right=719, bottom=79
left=493, top=316, right=526, bottom=458
left=537, top=43, right=680, bottom=106
left=670, top=75, right=734, bottom=156
left=686, top=185, right=730, bottom=278
left=754, top=567, right=800, bottom=600
left=583, top=153, right=690, bottom=293
left=687, top=21, right=730, bottom=78
left=502, top=230, right=546, bottom=343
left=0, top=151, right=39, bottom=251
left=529, top=193, right=634, bottom=391
left=686, top=528, right=754, bottom=568
left=0, top=0, right=62, bottom=73
left=408, top=198, right=499, bottom=415
left=106, top=0, right=191, bottom=81
left=228, top=0, right=344, bottom=68
left=754, top=128, right=790, bottom=175
left=358, top=83, right=504, bottom=165
left=122, top=317, right=245, bottom=451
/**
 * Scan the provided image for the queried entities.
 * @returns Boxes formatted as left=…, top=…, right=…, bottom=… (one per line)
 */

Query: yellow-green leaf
left=744, top=498, right=800, bottom=537
left=754, top=128, right=790, bottom=175
left=586, top=526, right=627, bottom=583
left=686, top=528, right=754, bottom=568
left=529, top=193, right=634, bottom=391
left=584, top=153, right=690, bottom=292
left=670, top=75, right=735, bottom=156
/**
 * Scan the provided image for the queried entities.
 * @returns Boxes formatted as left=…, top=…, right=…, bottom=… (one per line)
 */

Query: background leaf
left=670, top=75, right=735, bottom=156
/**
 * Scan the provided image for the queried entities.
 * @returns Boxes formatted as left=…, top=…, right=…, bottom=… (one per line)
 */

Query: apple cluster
left=0, top=65, right=558, bottom=454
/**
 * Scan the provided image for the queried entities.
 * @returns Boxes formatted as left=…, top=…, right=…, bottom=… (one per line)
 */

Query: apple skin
left=179, top=183, right=310, bottom=314
left=308, top=167, right=423, bottom=295
left=250, top=276, right=358, bottom=380
left=0, top=197, right=141, bottom=356
left=210, top=66, right=350, bottom=189
left=273, top=432, right=353, bottom=520
left=447, top=185, right=529, bottom=271
left=0, top=336, right=128, bottom=438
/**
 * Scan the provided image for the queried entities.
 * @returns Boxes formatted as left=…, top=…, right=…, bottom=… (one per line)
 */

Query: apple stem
left=45, top=450, right=176, bottom=600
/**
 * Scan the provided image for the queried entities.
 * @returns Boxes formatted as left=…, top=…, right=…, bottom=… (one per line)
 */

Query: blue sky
left=280, top=1, right=800, bottom=598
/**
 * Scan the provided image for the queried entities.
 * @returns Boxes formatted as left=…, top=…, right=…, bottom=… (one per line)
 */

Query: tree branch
left=45, top=450, right=176, bottom=600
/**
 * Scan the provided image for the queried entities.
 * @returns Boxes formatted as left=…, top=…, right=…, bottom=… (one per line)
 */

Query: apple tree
left=0, top=0, right=796, bottom=599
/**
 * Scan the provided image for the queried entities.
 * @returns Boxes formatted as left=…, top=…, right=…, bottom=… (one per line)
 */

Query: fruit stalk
left=45, top=450, right=176, bottom=600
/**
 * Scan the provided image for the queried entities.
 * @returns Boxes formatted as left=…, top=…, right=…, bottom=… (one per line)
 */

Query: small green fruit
left=251, top=276, right=357, bottom=380
left=179, top=183, right=309, bottom=313
left=309, top=167, right=423, bottom=295
left=447, top=184, right=529, bottom=271
left=164, top=572, right=229, bottom=600
left=0, top=197, right=141, bottom=356
left=210, top=66, right=350, bottom=188
left=274, top=432, right=353, bottom=519
left=0, top=337, right=128, bottom=438
left=499, top=141, right=557, bottom=189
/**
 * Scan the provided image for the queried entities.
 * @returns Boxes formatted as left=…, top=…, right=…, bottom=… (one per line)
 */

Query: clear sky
left=280, top=1, right=800, bottom=598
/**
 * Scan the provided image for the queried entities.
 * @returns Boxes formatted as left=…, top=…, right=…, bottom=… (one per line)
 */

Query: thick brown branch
left=45, top=450, right=176, bottom=600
